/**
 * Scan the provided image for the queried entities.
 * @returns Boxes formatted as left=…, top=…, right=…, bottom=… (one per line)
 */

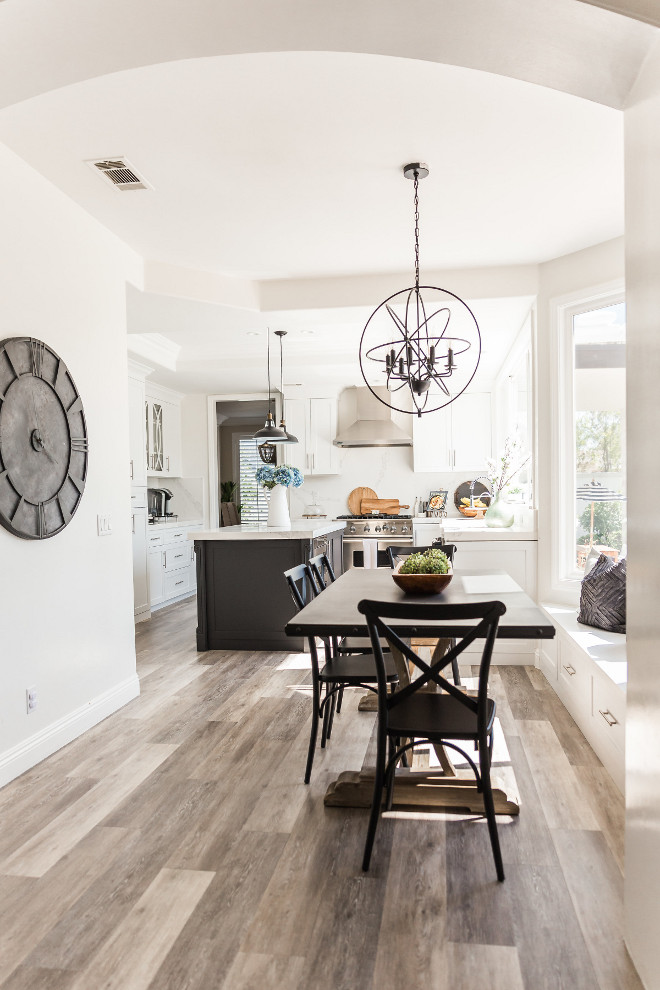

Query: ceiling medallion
left=359, top=163, right=481, bottom=417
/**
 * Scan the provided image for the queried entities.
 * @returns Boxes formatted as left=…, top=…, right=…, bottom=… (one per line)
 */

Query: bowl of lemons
left=458, top=497, right=488, bottom=518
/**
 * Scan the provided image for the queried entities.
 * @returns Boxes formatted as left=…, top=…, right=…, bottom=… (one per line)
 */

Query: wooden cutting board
left=360, top=498, right=411, bottom=515
left=348, top=487, right=377, bottom=515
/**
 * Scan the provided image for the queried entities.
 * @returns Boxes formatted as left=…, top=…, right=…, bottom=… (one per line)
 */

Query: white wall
left=623, top=37, right=660, bottom=990
left=180, top=393, right=210, bottom=525
left=0, top=145, right=142, bottom=786
left=288, top=443, right=492, bottom=521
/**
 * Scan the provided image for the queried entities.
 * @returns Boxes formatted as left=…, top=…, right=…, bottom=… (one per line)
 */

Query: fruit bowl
left=459, top=505, right=487, bottom=518
left=392, top=561, right=453, bottom=596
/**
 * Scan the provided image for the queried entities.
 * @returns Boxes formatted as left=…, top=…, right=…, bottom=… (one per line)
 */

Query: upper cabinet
left=413, top=391, right=493, bottom=473
left=145, top=385, right=182, bottom=477
left=128, top=374, right=148, bottom=487
left=284, top=396, right=339, bottom=476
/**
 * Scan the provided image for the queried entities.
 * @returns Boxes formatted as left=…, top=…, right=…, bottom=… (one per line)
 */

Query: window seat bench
left=538, top=603, right=626, bottom=792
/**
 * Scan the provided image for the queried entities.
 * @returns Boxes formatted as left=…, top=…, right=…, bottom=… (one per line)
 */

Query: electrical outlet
left=97, top=514, right=112, bottom=537
left=26, top=686, right=37, bottom=714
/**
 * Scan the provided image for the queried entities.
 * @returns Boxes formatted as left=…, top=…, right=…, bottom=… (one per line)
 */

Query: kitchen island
left=192, top=521, right=344, bottom=651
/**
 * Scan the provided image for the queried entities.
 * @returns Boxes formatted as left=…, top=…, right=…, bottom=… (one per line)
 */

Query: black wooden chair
left=386, top=543, right=461, bottom=685
left=357, top=597, right=507, bottom=881
left=308, top=552, right=389, bottom=662
left=284, top=563, right=399, bottom=784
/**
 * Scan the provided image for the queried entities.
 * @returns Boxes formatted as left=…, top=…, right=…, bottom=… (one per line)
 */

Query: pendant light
left=253, top=328, right=287, bottom=463
left=359, top=163, right=481, bottom=417
left=274, top=330, right=298, bottom=445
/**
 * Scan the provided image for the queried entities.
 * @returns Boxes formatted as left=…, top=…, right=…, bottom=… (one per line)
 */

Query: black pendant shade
left=274, top=330, right=298, bottom=445
left=254, top=410, right=287, bottom=441
left=253, top=329, right=288, bottom=444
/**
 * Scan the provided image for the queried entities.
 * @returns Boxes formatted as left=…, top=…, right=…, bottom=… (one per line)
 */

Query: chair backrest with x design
left=357, top=598, right=505, bottom=729
left=308, top=552, right=336, bottom=592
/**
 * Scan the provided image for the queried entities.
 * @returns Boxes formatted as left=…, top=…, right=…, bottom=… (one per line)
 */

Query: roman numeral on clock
left=30, top=339, right=45, bottom=378
left=71, top=437, right=89, bottom=453
left=58, top=493, right=71, bottom=524
left=38, top=501, right=47, bottom=538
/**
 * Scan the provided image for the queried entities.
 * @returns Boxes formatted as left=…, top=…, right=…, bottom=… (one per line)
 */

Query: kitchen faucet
left=469, top=476, right=493, bottom=507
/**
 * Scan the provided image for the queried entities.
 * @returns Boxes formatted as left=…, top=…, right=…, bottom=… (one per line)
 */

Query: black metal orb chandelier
left=359, top=163, right=481, bottom=417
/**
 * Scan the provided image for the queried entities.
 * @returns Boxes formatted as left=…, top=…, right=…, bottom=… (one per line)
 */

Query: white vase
left=267, top=484, right=291, bottom=528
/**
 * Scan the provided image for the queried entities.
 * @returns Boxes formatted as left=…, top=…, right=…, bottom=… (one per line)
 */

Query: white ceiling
left=0, top=3, right=648, bottom=394
left=127, top=287, right=534, bottom=394
left=0, top=52, right=624, bottom=279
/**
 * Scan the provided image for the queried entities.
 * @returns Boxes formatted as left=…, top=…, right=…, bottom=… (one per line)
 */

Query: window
left=573, top=302, right=626, bottom=571
left=236, top=437, right=269, bottom=524
left=554, top=291, right=626, bottom=595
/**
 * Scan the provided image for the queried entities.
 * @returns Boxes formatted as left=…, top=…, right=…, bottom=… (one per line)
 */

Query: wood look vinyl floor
left=0, top=599, right=641, bottom=990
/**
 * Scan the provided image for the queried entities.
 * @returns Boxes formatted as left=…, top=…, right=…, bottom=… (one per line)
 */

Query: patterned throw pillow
left=578, top=554, right=626, bottom=634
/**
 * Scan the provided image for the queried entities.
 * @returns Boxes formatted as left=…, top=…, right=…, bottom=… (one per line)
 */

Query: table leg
left=329, top=638, right=518, bottom=813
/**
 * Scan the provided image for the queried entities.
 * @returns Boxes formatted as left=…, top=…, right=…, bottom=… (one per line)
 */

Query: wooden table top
left=285, top=568, right=555, bottom=640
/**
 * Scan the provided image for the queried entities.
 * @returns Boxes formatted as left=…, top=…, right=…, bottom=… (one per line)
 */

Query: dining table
left=285, top=567, right=556, bottom=813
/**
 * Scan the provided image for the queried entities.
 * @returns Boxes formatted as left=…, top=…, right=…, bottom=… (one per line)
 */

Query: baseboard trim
left=0, top=673, right=140, bottom=789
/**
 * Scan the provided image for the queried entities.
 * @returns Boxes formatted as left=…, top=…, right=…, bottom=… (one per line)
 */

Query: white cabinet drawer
left=164, top=567, right=192, bottom=598
left=147, top=531, right=165, bottom=549
left=164, top=547, right=189, bottom=571
left=592, top=673, right=626, bottom=754
left=556, top=641, right=590, bottom=722
left=164, top=528, right=188, bottom=543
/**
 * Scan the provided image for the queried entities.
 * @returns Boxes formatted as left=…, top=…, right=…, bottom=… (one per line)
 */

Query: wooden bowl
left=458, top=505, right=487, bottom=518
left=392, top=561, right=453, bottom=596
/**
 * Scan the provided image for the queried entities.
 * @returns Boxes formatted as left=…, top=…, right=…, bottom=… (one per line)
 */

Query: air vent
left=86, top=158, right=150, bottom=191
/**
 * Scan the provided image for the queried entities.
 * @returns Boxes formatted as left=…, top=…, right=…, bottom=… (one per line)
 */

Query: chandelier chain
left=413, top=170, right=420, bottom=291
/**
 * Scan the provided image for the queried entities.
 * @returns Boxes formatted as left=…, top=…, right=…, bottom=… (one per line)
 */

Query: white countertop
left=440, top=520, right=537, bottom=542
left=147, top=518, right=203, bottom=530
left=191, top=520, right=346, bottom=541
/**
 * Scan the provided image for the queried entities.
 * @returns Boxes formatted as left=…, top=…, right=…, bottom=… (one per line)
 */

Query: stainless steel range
left=335, top=514, right=414, bottom=570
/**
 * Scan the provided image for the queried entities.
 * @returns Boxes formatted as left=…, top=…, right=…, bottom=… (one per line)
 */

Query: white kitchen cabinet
left=284, top=396, right=339, bottom=476
left=145, top=388, right=182, bottom=477
left=128, top=376, right=147, bottom=487
left=540, top=604, right=626, bottom=791
left=413, top=391, right=492, bottom=473
left=131, top=496, right=150, bottom=622
left=148, top=523, right=201, bottom=609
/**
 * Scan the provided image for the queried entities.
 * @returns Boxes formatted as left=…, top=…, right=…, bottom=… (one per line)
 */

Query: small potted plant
left=255, top=463, right=304, bottom=527
left=392, top=547, right=453, bottom=595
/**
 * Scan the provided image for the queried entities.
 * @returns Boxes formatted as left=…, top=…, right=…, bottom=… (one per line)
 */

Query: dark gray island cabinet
left=192, top=521, right=344, bottom=651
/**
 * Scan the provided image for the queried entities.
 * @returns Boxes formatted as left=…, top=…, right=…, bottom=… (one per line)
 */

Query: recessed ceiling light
left=245, top=330, right=262, bottom=336
left=301, top=330, right=315, bottom=336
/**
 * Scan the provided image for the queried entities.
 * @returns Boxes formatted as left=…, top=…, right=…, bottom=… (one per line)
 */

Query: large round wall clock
left=0, top=337, right=88, bottom=540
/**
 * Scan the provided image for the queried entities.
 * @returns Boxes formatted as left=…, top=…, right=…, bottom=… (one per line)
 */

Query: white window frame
left=549, top=281, right=625, bottom=602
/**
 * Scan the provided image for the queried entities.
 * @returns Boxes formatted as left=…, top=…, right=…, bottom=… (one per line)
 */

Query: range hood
left=334, top=387, right=413, bottom=448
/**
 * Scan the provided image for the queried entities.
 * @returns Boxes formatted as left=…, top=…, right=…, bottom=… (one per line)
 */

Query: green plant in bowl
left=393, top=548, right=453, bottom=595
left=399, top=548, right=450, bottom=575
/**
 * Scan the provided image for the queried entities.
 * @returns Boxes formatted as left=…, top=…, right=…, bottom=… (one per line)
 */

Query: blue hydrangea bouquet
left=255, top=464, right=304, bottom=490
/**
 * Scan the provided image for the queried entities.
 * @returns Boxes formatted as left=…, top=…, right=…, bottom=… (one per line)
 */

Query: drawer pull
left=150, top=537, right=160, bottom=542
left=175, top=580, right=184, bottom=586
left=562, top=663, right=576, bottom=676
left=173, top=532, right=183, bottom=537
left=173, top=553, right=184, bottom=559
left=599, top=709, right=618, bottom=727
